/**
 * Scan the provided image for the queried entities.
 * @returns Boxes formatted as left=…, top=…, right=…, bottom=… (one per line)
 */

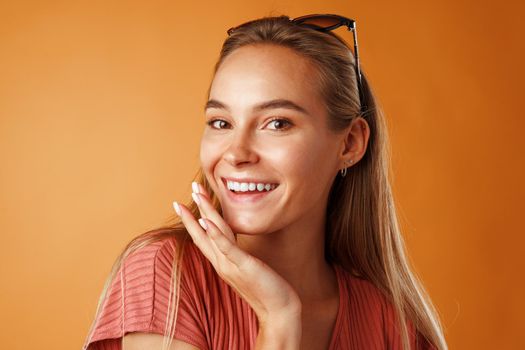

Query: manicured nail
left=192, top=181, right=200, bottom=194
left=173, top=201, right=181, bottom=215
left=191, top=192, right=200, bottom=205
left=198, top=218, right=208, bottom=230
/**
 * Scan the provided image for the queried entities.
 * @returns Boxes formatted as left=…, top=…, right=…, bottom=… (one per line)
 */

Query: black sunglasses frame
left=227, top=14, right=366, bottom=114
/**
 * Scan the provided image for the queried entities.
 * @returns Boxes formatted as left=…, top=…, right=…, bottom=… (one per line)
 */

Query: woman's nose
left=222, top=132, right=259, bottom=166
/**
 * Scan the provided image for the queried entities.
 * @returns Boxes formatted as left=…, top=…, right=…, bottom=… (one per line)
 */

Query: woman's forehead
left=209, top=45, right=322, bottom=111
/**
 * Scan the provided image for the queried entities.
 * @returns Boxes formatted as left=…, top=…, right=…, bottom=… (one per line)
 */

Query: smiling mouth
left=229, top=187, right=277, bottom=194
left=221, top=178, right=279, bottom=194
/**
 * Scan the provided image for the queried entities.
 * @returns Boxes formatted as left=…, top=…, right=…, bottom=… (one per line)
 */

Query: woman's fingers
left=191, top=182, right=235, bottom=243
left=198, top=217, right=248, bottom=268
left=191, top=182, right=208, bottom=219
left=173, top=201, right=217, bottom=263
left=174, top=199, right=248, bottom=276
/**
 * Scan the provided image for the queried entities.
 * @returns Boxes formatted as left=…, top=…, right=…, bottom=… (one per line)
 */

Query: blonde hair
left=83, top=15, right=447, bottom=350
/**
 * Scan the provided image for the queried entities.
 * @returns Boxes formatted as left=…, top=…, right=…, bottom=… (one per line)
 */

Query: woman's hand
left=173, top=182, right=301, bottom=349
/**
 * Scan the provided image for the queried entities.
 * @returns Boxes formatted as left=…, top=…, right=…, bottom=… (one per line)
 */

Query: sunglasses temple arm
left=351, top=23, right=362, bottom=86
left=350, top=22, right=365, bottom=112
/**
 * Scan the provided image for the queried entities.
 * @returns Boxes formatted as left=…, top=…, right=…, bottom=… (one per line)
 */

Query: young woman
left=83, top=14, right=447, bottom=350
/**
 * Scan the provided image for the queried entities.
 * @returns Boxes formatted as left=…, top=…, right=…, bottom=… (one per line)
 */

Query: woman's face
left=200, top=44, right=344, bottom=235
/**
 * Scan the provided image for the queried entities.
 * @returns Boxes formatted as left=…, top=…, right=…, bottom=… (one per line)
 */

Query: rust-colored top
left=84, top=237, right=434, bottom=349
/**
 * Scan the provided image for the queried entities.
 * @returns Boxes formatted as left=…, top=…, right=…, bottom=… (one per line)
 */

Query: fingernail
left=198, top=218, right=208, bottom=230
left=192, top=181, right=200, bottom=194
left=173, top=201, right=181, bottom=215
left=191, top=192, right=200, bottom=205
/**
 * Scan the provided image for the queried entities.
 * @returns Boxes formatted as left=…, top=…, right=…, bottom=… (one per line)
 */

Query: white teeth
left=227, top=180, right=277, bottom=192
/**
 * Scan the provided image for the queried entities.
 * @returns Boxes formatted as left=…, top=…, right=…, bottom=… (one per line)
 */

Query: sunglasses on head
left=227, top=14, right=365, bottom=114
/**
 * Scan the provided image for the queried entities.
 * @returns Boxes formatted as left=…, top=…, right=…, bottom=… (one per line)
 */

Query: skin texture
left=125, top=44, right=370, bottom=349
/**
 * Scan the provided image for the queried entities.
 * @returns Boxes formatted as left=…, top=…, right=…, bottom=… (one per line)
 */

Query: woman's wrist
left=255, top=306, right=302, bottom=350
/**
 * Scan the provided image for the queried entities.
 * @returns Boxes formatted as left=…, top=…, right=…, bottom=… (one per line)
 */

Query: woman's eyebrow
left=204, top=98, right=310, bottom=116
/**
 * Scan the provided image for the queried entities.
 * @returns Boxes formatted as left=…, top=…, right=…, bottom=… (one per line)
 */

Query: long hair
left=83, top=15, right=447, bottom=350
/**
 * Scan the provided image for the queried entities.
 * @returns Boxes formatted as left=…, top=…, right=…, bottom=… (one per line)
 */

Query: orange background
left=1, top=1, right=523, bottom=349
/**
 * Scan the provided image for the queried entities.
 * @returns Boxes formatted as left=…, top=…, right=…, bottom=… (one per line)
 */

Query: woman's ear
left=338, top=117, right=370, bottom=167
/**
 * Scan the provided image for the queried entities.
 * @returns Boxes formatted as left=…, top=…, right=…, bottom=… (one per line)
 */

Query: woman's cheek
left=200, top=139, right=218, bottom=166
left=200, top=141, right=220, bottom=189
left=284, top=143, right=319, bottom=175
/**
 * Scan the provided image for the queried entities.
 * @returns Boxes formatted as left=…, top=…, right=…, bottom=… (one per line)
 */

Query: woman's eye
left=267, top=118, right=292, bottom=131
left=206, top=118, right=292, bottom=131
left=206, top=119, right=230, bottom=129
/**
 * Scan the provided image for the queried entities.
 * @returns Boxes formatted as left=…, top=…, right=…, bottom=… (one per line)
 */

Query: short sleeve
left=84, top=238, right=209, bottom=350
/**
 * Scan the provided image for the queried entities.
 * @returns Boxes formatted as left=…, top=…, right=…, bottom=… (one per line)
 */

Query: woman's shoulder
left=336, top=267, right=408, bottom=322
left=121, top=234, right=216, bottom=315
left=84, top=233, right=211, bottom=350
left=119, top=234, right=211, bottom=284
left=335, top=265, right=436, bottom=349
left=336, top=265, right=403, bottom=322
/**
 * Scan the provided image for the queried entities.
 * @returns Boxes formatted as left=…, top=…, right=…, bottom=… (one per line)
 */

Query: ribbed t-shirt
left=84, top=237, right=435, bottom=349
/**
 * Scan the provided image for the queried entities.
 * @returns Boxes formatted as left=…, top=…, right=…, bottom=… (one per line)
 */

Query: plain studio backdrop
left=0, top=1, right=523, bottom=349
